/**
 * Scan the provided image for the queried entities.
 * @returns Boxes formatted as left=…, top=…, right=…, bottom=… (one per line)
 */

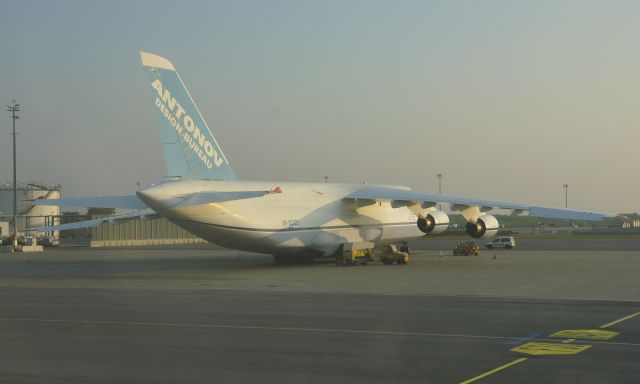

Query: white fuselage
left=137, top=180, right=426, bottom=257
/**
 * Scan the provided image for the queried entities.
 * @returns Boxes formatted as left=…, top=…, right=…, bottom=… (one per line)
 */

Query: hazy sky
left=1, top=0, right=638, bottom=213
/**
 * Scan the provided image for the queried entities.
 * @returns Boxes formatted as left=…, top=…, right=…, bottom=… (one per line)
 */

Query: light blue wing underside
left=34, top=211, right=160, bottom=233
left=32, top=195, right=148, bottom=209
left=33, top=191, right=268, bottom=210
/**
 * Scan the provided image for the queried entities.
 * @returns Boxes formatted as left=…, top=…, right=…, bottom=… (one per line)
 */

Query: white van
left=485, top=236, right=516, bottom=249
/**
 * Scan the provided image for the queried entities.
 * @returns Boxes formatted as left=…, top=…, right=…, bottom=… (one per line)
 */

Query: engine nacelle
left=417, top=211, right=450, bottom=235
left=465, top=214, right=499, bottom=239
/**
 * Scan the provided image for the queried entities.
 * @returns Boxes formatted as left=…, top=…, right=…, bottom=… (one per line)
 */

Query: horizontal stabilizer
left=173, top=191, right=270, bottom=207
left=35, top=218, right=110, bottom=232
left=32, top=195, right=148, bottom=209
left=34, top=211, right=159, bottom=232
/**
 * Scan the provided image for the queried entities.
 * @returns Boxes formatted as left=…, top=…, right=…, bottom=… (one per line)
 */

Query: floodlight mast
left=437, top=173, right=443, bottom=210
left=6, top=101, right=20, bottom=251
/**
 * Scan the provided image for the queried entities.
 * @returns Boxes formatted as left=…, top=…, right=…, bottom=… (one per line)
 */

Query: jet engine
left=417, top=211, right=450, bottom=235
left=465, top=214, right=499, bottom=238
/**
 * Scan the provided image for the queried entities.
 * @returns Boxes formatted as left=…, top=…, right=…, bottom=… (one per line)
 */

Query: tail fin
left=140, top=51, right=237, bottom=180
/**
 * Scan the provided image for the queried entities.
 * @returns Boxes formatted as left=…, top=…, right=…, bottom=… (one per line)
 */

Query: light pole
left=563, top=184, right=569, bottom=208
left=437, top=173, right=443, bottom=210
left=6, top=101, right=20, bottom=251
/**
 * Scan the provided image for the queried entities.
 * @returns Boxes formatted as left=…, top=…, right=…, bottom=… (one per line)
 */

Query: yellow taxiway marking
left=511, top=342, right=591, bottom=356
left=549, top=329, right=619, bottom=340
left=600, top=311, right=640, bottom=329
left=459, top=357, right=528, bottom=384
left=461, top=311, right=639, bottom=383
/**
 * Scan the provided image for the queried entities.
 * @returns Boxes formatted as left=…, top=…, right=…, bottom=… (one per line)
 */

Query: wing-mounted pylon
left=341, top=197, right=378, bottom=209
left=342, top=196, right=438, bottom=217
left=389, top=200, right=437, bottom=217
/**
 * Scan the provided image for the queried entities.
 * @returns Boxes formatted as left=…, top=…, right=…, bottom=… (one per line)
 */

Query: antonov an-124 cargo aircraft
left=35, top=52, right=614, bottom=262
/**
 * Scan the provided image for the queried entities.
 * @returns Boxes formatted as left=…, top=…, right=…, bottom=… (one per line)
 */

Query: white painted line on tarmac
left=0, top=317, right=530, bottom=341
left=3, top=318, right=639, bottom=346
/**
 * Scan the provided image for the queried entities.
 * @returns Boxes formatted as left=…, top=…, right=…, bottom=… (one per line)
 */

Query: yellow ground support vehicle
left=380, top=244, right=409, bottom=265
left=336, top=242, right=409, bottom=266
left=336, top=242, right=375, bottom=266
left=453, top=241, right=480, bottom=256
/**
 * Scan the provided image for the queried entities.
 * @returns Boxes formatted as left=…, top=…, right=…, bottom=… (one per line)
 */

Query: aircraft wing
left=33, top=211, right=160, bottom=233
left=346, top=185, right=613, bottom=221
left=32, top=195, right=148, bottom=209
